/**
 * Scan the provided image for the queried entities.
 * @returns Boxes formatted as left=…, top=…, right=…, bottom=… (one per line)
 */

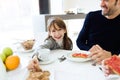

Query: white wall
left=50, top=0, right=101, bottom=14
left=0, top=0, right=39, bottom=46
left=50, top=0, right=63, bottom=14
left=64, top=0, right=101, bottom=13
left=0, top=0, right=39, bottom=33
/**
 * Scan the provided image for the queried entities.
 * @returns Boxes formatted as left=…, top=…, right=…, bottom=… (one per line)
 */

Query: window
left=0, top=0, right=39, bottom=45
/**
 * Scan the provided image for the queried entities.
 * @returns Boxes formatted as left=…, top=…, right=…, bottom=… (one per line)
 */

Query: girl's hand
left=27, top=56, right=42, bottom=72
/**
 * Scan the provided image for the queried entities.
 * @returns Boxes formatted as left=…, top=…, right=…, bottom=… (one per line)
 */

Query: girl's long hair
left=45, top=17, right=72, bottom=50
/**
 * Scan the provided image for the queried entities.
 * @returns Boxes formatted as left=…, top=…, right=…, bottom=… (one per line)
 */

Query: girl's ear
left=64, top=29, right=67, bottom=33
left=49, top=32, right=51, bottom=36
left=48, top=31, right=51, bottom=36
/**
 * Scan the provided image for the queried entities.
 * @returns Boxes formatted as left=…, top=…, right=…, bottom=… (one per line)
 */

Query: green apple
left=0, top=53, right=6, bottom=62
left=2, top=47, right=13, bottom=57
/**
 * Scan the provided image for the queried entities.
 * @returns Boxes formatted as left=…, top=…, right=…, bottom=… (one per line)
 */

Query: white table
left=6, top=49, right=109, bottom=80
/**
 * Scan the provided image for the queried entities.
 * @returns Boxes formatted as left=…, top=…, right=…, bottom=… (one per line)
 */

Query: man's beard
left=102, top=8, right=116, bottom=16
left=102, top=10, right=111, bottom=16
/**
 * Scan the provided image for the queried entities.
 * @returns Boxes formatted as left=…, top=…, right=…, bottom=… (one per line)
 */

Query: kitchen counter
left=33, top=13, right=86, bottom=32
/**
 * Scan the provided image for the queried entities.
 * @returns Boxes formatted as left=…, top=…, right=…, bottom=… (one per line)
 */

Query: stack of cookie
left=21, top=39, right=35, bottom=50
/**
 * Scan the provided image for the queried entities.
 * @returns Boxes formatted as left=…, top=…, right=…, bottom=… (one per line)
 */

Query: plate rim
left=17, top=47, right=34, bottom=53
left=66, top=50, right=91, bottom=62
left=39, top=57, right=55, bottom=65
left=20, top=67, right=54, bottom=80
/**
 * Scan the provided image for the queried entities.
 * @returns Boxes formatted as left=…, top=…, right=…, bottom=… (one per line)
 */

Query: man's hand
left=89, top=44, right=112, bottom=64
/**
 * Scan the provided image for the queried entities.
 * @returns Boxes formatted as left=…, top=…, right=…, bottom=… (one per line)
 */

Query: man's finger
left=95, top=44, right=102, bottom=50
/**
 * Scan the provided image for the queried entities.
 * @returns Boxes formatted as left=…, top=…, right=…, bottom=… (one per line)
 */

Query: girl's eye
left=100, top=0, right=109, bottom=2
left=51, top=30, right=55, bottom=32
left=52, top=30, right=55, bottom=32
left=58, top=28, right=62, bottom=31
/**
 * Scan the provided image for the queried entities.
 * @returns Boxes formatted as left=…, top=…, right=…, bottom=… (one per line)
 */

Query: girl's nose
left=55, top=31, right=59, bottom=35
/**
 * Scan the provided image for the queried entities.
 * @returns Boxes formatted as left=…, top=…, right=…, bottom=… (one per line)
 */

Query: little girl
left=28, top=17, right=73, bottom=71
left=39, top=17, right=73, bottom=50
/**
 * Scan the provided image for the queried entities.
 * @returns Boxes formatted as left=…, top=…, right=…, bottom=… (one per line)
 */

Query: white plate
left=66, top=50, right=91, bottom=62
left=106, top=74, right=120, bottom=80
left=23, top=69, right=54, bottom=80
left=8, top=67, right=54, bottom=80
left=17, top=46, right=34, bottom=53
left=39, top=57, right=55, bottom=65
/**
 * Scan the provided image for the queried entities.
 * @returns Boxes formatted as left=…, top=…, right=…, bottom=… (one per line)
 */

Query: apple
left=0, top=53, right=6, bottom=62
left=2, top=47, right=13, bottom=57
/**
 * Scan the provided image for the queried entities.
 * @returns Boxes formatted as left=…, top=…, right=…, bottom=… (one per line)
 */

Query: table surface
left=6, top=49, right=109, bottom=80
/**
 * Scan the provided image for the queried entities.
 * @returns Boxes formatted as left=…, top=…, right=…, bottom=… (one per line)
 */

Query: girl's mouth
left=54, top=36, right=62, bottom=39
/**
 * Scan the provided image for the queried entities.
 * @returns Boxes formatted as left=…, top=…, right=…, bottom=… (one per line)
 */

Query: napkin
left=0, top=58, right=7, bottom=80
left=7, top=67, right=29, bottom=80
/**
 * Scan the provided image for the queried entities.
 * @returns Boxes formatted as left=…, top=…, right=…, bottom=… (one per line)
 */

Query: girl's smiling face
left=50, top=23, right=66, bottom=42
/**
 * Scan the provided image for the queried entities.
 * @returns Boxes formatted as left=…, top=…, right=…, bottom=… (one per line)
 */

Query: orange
left=5, top=55, right=20, bottom=70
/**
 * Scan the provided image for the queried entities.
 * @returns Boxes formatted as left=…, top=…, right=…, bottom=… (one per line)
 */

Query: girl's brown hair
left=46, top=17, right=72, bottom=50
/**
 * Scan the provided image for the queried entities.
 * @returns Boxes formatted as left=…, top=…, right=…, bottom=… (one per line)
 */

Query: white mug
left=37, top=49, right=50, bottom=61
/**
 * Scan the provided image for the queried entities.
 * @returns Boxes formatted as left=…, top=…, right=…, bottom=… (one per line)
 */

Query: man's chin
left=102, top=11, right=107, bottom=16
left=101, top=9, right=109, bottom=16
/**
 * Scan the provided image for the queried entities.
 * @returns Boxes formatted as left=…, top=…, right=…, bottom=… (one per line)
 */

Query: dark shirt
left=76, top=10, right=120, bottom=55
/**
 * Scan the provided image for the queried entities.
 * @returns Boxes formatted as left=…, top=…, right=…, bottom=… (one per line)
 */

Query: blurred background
left=0, top=0, right=100, bottom=49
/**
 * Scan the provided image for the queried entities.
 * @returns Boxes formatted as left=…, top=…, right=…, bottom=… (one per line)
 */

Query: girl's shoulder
left=45, top=37, right=56, bottom=44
